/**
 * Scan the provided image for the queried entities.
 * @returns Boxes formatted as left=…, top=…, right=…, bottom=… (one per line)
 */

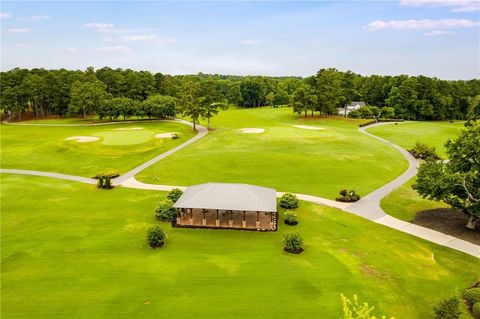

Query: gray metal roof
left=173, top=183, right=277, bottom=212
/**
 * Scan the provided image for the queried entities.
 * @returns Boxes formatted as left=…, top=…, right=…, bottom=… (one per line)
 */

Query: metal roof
left=173, top=183, right=277, bottom=212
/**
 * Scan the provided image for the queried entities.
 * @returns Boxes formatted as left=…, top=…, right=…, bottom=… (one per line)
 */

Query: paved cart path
left=1, top=120, right=479, bottom=258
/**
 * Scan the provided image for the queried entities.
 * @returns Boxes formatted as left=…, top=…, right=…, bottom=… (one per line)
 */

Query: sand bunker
left=65, top=136, right=100, bottom=143
left=239, top=128, right=265, bottom=134
left=113, top=127, right=144, bottom=131
left=155, top=132, right=177, bottom=139
left=292, top=125, right=325, bottom=131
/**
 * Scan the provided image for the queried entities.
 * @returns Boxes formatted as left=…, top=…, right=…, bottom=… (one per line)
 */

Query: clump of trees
left=279, top=193, right=299, bottom=209
left=409, top=142, right=440, bottom=160
left=414, top=119, right=479, bottom=229
left=94, top=171, right=119, bottom=189
left=283, top=232, right=304, bottom=254
left=336, top=189, right=360, bottom=202
left=348, top=106, right=396, bottom=119
left=2, top=67, right=479, bottom=124
left=146, top=226, right=166, bottom=248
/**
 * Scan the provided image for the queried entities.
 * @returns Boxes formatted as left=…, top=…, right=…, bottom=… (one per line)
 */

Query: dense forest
left=1, top=67, right=479, bottom=124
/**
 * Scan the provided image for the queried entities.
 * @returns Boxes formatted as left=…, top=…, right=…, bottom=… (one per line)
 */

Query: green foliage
left=284, top=211, right=298, bottom=226
left=68, top=79, right=111, bottom=118
left=167, top=188, right=183, bottom=203
left=283, top=232, right=304, bottom=253
left=432, top=296, right=461, bottom=319
left=95, top=171, right=118, bottom=189
left=414, top=125, right=480, bottom=229
left=409, top=141, right=440, bottom=160
left=94, top=171, right=120, bottom=179
left=155, top=199, right=176, bottom=222
left=279, top=193, right=299, bottom=209
left=336, top=190, right=360, bottom=202
left=340, top=294, right=394, bottom=319
left=464, top=288, right=480, bottom=305
left=140, top=94, right=176, bottom=119
left=472, top=302, right=480, bottom=319
left=146, top=225, right=166, bottom=248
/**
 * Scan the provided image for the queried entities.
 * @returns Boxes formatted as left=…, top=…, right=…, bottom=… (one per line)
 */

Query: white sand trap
left=239, top=128, right=265, bottom=134
left=292, top=125, right=326, bottom=131
left=155, top=132, right=177, bottom=139
left=113, top=127, right=144, bottom=131
left=65, top=136, right=100, bottom=143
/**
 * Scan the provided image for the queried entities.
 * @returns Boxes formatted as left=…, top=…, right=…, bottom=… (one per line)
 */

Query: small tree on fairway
left=167, top=188, right=183, bottom=203
left=146, top=226, right=166, bottom=248
left=283, top=232, right=304, bottom=254
left=155, top=199, right=176, bottom=222
left=280, top=193, right=299, bottom=209
left=284, top=211, right=298, bottom=226
left=432, top=296, right=461, bottom=319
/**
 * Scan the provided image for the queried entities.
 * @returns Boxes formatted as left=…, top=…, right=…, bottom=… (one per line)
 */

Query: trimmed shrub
left=336, top=190, right=360, bottom=202
left=464, top=288, right=480, bottom=305
left=279, top=193, right=299, bottom=209
left=146, top=226, right=166, bottom=248
left=94, top=171, right=120, bottom=179
left=155, top=199, right=176, bottom=222
left=473, top=302, right=480, bottom=319
left=409, top=141, right=441, bottom=160
left=432, top=296, right=461, bottom=319
left=283, top=232, right=304, bottom=254
left=167, top=188, right=183, bottom=203
left=284, top=211, right=298, bottom=226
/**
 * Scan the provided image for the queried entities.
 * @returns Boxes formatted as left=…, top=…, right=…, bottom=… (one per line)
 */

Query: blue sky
left=1, top=1, right=479, bottom=79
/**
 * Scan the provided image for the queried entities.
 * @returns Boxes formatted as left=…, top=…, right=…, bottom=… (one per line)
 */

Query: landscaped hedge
left=464, top=288, right=480, bottom=305
left=358, top=119, right=405, bottom=127
left=279, top=193, right=299, bottom=209
left=473, top=302, right=480, bottom=319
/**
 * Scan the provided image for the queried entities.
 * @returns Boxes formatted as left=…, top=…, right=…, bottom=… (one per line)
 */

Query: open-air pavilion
left=172, top=183, right=277, bottom=231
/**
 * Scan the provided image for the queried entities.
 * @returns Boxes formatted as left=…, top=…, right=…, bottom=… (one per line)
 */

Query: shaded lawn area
left=137, top=108, right=407, bottom=199
left=366, top=121, right=464, bottom=158
left=1, top=174, right=478, bottom=319
left=0, top=121, right=195, bottom=177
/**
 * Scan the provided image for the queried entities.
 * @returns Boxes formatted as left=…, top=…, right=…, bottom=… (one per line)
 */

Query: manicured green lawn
left=369, top=121, right=463, bottom=221
left=0, top=121, right=195, bottom=177
left=367, top=121, right=464, bottom=158
left=1, top=174, right=478, bottom=318
left=138, top=108, right=407, bottom=199
left=381, top=177, right=450, bottom=222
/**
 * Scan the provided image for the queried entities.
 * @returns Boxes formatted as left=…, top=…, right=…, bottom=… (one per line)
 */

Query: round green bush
left=464, top=288, right=480, bottom=305
left=283, top=232, right=304, bottom=254
left=167, top=188, right=183, bottom=203
left=279, top=193, right=299, bottom=209
left=146, top=226, right=166, bottom=248
left=284, top=211, right=298, bottom=226
left=473, top=302, right=480, bottom=319
left=155, top=199, right=176, bottom=222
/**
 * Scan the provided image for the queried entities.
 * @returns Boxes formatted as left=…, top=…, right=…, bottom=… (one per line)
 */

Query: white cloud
left=66, top=47, right=79, bottom=53
left=240, top=39, right=260, bottom=45
left=97, top=46, right=131, bottom=53
left=400, top=0, right=480, bottom=12
left=7, top=28, right=31, bottom=33
left=18, top=15, right=50, bottom=22
left=121, top=34, right=177, bottom=45
left=424, top=30, right=455, bottom=35
left=365, top=18, right=480, bottom=30
left=1, top=12, right=12, bottom=19
left=83, top=22, right=114, bottom=31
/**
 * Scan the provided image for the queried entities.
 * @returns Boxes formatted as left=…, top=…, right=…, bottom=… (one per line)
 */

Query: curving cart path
left=1, top=120, right=479, bottom=257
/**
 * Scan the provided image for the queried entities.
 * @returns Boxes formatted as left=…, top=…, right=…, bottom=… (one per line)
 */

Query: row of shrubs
left=335, top=189, right=360, bottom=202
left=279, top=193, right=304, bottom=253
left=358, top=118, right=405, bottom=127
left=409, top=141, right=441, bottom=160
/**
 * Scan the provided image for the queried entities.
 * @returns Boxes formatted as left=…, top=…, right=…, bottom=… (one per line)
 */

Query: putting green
left=95, top=130, right=155, bottom=145
left=1, top=174, right=478, bottom=318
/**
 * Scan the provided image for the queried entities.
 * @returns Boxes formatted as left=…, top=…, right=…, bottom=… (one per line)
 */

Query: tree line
left=1, top=66, right=479, bottom=125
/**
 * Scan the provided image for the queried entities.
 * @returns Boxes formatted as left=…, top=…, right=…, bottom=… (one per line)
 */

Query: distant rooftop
left=346, top=101, right=365, bottom=107
left=173, top=183, right=277, bottom=212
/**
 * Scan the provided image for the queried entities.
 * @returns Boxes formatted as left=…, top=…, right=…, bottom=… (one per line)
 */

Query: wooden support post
left=202, top=209, right=206, bottom=226
left=189, top=208, right=193, bottom=226
left=216, top=209, right=220, bottom=227
left=256, top=211, right=260, bottom=229
left=242, top=211, right=246, bottom=228
left=228, top=210, right=233, bottom=227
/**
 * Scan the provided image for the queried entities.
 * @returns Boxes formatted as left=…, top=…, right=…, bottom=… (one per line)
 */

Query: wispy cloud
left=240, top=39, right=260, bottom=45
left=97, top=45, right=131, bottom=53
left=83, top=22, right=154, bottom=35
left=424, top=30, right=455, bottom=35
left=18, top=15, right=50, bottom=22
left=6, top=28, right=31, bottom=33
left=83, top=22, right=114, bottom=31
left=400, top=0, right=480, bottom=12
left=365, top=18, right=480, bottom=30
left=1, top=12, right=12, bottom=19
left=121, top=34, right=177, bottom=45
